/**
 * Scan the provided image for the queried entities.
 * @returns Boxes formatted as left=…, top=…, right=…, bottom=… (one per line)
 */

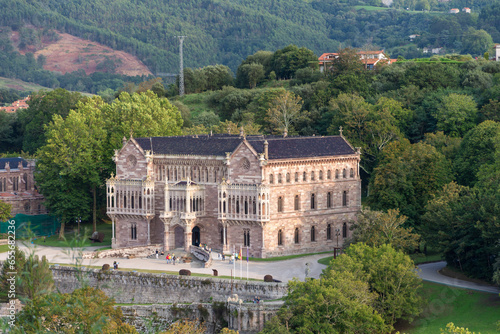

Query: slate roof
left=0, top=157, right=28, bottom=170
left=135, top=135, right=357, bottom=160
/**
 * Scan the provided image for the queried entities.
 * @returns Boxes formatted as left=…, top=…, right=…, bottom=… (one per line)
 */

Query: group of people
left=165, top=253, right=178, bottom=265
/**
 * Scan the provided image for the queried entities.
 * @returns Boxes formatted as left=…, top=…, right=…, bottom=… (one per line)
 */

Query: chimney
left=122, top=136, right=127, bottom=147
left=264, top=140, right=269, bottom=160
left=240, top=126, right=245, bottom=138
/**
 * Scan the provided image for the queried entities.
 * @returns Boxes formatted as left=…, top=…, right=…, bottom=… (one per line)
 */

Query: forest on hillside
left=0, top=0, right=499, bottom=79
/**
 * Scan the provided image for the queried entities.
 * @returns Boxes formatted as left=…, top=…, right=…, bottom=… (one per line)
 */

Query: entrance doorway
left=174, top=226, right=184, bottom=248
left=192, top=226, right=200, bottom=246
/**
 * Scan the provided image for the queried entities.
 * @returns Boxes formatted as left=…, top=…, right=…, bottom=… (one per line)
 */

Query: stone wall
left=120, top=300, right=283, bottom=334
left=82, top=244, right=162, bottom=259
left=51, top=266, right=288, bottom=304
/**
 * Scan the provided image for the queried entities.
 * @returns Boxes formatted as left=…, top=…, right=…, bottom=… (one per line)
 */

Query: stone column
left=260, top=223, right=266, bottom=258
left=163, top=221, right=170, bottom=251
left=111, top=217, right=116, bottom=248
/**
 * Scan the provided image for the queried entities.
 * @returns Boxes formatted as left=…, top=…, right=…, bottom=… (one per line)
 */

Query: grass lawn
left=51, top=263, right=262, bottom=281
left=398, top=281, right=500, bottom=333
left=0, top=244, right=10, bottom=253
left=354, top=5, right=391, bottom=11
left=32, top=222, right=112, bottom=247
left=176, top=91, right=216, bottom=119
left=411, top=251, right=444, bottom=265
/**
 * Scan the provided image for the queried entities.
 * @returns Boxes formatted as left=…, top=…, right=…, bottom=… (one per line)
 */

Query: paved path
left=2, top=245, right=499, bottom=294
left=418, top=261, right=500, bottom=294
left=0, top=244, right=327, bottom=282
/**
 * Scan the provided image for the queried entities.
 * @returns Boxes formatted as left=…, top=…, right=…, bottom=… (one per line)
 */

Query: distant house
left=0, top=97, right=29, bottom=113
left=449, top=8, right=459, bottom=14
left=409, top=34, right=420, bottom=41
left=462, top=7, right=471, bottom=13
left=496, top=44, right=500, bottom=61
left=438, top=0, right=451, bottom=2
left=318, top=50, right=397, bottom=72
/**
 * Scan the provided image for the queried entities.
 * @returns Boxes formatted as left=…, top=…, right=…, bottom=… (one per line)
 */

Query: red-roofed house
left=449, top=8, right=459, bottom=13
left=319, top=50, right=396, bottom=72
left=462, top=7, right=471, bottom=13
left=0, top=97, right=29, bottom=113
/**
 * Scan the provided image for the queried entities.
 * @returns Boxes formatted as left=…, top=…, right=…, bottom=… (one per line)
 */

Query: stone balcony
left=218, top=182, right=270, bottom=223
left=106, top=176, right=155, bottom=218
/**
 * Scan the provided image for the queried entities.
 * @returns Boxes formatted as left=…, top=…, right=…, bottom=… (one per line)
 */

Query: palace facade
left=107, top=133, right=361, bottom=258
left=0, top=157, right=46, bottom=217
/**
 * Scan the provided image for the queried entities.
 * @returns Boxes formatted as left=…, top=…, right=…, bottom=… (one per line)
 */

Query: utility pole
left=176, top=36, right=186, bottom=96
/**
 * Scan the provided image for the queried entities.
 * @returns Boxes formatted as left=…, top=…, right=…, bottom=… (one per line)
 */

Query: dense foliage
left=264, top=244, right=422, bottom=333
left=0, top=0, right=499, bottom=81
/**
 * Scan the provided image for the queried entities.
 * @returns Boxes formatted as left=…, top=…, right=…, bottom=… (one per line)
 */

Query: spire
left=339, top=126, right=343, bottom=137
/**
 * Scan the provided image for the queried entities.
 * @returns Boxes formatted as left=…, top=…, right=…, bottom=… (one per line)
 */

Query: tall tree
left=368, top=139, right=453, bottom=227
left=348, top=207, right=420, bottom=252
left=262, top=272, right=388, bottom=333
left=265, top=90, right=306, bottom=135
left=18, top=89, right=83, bottom=154
left=323, top=243, right=423, bottom=329
left=35, top=98, right=107, bottom=236
left=105, top=91, right=183, bottom=150
left=434, top=93, right=477, bottom=137
left=454, top=120, right=500, bottom=187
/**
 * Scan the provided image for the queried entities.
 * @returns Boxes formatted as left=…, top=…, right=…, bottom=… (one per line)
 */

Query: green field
left=0, top=77, right=51, bottom=93
left=0, top=244, right=10, bottom=253
left=402, top=281, right=500, bottom=333
left=176, top=91, right=216, bottom=119
left=32, top=222, right=112, bottom=247
left=354, top=5, right=391, bottom=11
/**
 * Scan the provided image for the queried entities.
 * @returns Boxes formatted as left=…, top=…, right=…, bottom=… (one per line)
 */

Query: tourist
left=113, top=261, right=119, bottom=270
left=173, top=254, right=176, bottom=265
left=166, top=253, right=171, bottom=264
left=155, top=249, right=159, bottom=259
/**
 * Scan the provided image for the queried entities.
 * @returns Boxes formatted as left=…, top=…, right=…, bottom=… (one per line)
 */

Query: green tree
left=237, top=63, right=265, bottom=88
left=18, top=89, right=83, bottom=154
left=434, top=93, right=477, bottom=137
left=349, top=207, right=420, bottom=252
left=18, top=254, right=54, bottom=301
left=441, top=323, right=478, bottom=334
left=105, top=91, right=183, bottom=150
left=265, top=90, right=307, bottom=135
left=327, top=94, right=403, bottom=173
left=263, top=272, right=388, bottom=333
left=0, top=247, right=25, bottom=302
left=454, top=120, right=500, bottom=187
left=0, top=200, right=12, bottom=222
left=36, top=97, right=108, bottom=236
left=13, top=287, right=137, bottom=333
left=270, top=45, right=317, bottom=80
left=368, top=139, right=453, bottom=227
left=423, top=131, right=462, bottom=162
left=461, top=28, right=493, bottom=56
left=323, top=243, right=423, bottom=329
